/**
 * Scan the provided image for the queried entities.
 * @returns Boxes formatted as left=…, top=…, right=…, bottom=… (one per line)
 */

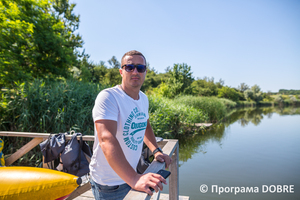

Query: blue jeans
left=90, top=178, right=131, bottom=200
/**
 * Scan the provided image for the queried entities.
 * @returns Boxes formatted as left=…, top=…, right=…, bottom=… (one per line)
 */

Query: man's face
left=120, top=55, right=147, bottom=89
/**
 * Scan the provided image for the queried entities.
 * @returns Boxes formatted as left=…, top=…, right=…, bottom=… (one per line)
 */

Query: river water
left=164, top=106, right=300, bottom=200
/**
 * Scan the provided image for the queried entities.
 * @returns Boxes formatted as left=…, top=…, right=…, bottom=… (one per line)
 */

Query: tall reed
left=1, top=79, right=106, bottom=166
left=0, top=80, right=230, bottom=166
left=148, top=95, right=209, bottom=137
left=1, top=79, right=106, bottom=134
left=173, top=95, right=227, bottom=122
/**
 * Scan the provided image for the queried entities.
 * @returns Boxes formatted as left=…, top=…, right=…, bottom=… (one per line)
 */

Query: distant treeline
left=278, top=89, right=300, bottom=95
left=2, top=0, right=299, bottom=104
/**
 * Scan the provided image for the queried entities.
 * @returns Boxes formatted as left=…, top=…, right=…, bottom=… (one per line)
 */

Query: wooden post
left=5, top=137, right=43, bottom=166
left=169, top=144, right=179, bottom=200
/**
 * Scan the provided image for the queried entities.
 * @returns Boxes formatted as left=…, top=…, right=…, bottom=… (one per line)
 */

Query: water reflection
left=178, top=106, right=300, bottom=164
left=178, top=123, right=225, bottom=163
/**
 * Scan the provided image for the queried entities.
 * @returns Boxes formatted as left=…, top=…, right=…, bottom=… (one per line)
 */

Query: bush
left=218, top=98, right=237, bottom=108
left=289, top=95, right=298, bottom=105
left=274, top=95, right=284, bottom=104
left=173, top=95, right=227, bottom=122
left=148, top=95, right=209, bottom=137
left=218, top=86, right=240, bottom=102
left=152, top=81, right=183, bottom=99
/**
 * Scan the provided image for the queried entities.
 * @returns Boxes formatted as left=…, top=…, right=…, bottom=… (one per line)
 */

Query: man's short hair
left=121, top=50, right=146, bottom=67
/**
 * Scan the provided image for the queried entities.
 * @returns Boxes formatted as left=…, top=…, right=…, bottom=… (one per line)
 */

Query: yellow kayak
left=0, top=166, right=81, bottom=200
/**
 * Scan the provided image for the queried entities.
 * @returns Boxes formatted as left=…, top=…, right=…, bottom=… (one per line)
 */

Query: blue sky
left=71, top=0, right=299, bottom=93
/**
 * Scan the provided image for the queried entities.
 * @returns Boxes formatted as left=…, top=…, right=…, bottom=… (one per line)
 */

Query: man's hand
left=154, top=152, right=172, bottom=168
left=131, top=173, right=167, bottom=195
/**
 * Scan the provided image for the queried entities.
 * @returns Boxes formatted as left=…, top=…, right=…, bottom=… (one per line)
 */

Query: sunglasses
left=122, top=64, right=147, bottom=73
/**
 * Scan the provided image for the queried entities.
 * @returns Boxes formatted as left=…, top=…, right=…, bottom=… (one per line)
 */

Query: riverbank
left=1, top=79, right=299, bottom=166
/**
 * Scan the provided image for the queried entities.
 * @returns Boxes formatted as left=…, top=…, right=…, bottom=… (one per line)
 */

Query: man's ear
left=119, top=68, right=123, bottom=77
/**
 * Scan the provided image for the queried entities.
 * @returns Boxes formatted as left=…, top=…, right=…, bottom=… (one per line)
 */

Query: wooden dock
left=194, top=123, right=212, bottom=127
left=0, top=131, right=190, bottom=200
left=73, top=190, right=189, bottom=200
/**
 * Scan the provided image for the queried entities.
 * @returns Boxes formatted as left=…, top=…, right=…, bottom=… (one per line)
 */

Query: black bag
left=39, top=133, right=66, bottom=163
left=136, top=137, right=163, bottom=174
left=137, top=146, right=153, bottom=174
left=61, top=132, right=92, bottom=177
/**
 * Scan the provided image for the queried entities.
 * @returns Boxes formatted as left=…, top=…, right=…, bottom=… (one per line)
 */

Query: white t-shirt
left=89, top=85, right=149, bottom=186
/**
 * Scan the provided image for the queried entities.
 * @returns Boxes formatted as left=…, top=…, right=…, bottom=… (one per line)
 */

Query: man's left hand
left=154, top=152, right=172, bottom=168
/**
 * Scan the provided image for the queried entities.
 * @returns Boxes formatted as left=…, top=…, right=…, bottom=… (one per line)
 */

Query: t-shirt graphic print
left=123, top=106, right=147, bottom=151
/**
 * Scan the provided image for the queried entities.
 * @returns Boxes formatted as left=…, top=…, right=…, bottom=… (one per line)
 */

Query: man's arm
left=95, top=119, right=166, bottom=195
left=143, top=119, right=172, bottom=168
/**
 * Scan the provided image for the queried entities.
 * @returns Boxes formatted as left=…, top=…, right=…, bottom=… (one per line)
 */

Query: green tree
left=218, top=86, right=240, bottom=101
left=216, top=79, right=225, bottom=89
left=77, top=56, right=93, bottom=82
left=170, top=63, right=194, bottom=94
left=1, top=0, right=34, bottom=87
left=155, top=63, right=194, bottom=98
left=152, top=64, right=189, bottom=97
left=104, top=68, right=122, bottom=86
left=108, top=56, right=120, bottom=69
left=142, top=66, right=161, bottom=92
left=244, top=84, right=263, bottom=102
left=1, top=0, right=84, bottom=88
left=152, top=80, right=183, bottom=99
left=279, top=89, right=300, bottom=95
left=191, top=77, right=218, bottom=96
left=251, top=84, right=263, bottom=102
left=93, top=61, right=108, bottom=83
left=251, top=84, right=261, bottom=94
left=238, top=83, right=249, bottom=92
left=244, top=89, right=254, bottom=100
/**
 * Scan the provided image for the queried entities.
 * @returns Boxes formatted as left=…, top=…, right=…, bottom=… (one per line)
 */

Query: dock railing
left=0, top=131, right=180, bottom=200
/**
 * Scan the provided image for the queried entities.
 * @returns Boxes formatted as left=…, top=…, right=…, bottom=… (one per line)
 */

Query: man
left=89, top=50, right=172, bottom=200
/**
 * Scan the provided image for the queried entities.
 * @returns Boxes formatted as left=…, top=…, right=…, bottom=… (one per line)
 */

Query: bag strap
left=45, top=133, right=54, bottom=169
left=69, top=132, right=83, bottom=175
left=78, top=133, right=83, bottom=169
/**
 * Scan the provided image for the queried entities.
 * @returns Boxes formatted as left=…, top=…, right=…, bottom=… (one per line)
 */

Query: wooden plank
left=73, top=197, right=92, bottom=200
left=157, top=141, right=167, bottom=149
left=194, top=123, right=213, bottom=127
left=144, top=140, right=178, bottom=174
left=151, top=190, right=161, bottom=200
left=67, top=182, right=92, bottom=200
left=0, top=131, right=95, bottom=141
left=73, top=191, right=189, bottom=200
left=151, top=194, right=189, bottom=200
left=5, top=137, right=43, bottom=166
left=78, top=190, right=93, bottom=197
left=124, top=190, right=150, bottom=200
left=169, top=146, right=179, bottom=200
left=161, top=139, right=179, bottom=157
